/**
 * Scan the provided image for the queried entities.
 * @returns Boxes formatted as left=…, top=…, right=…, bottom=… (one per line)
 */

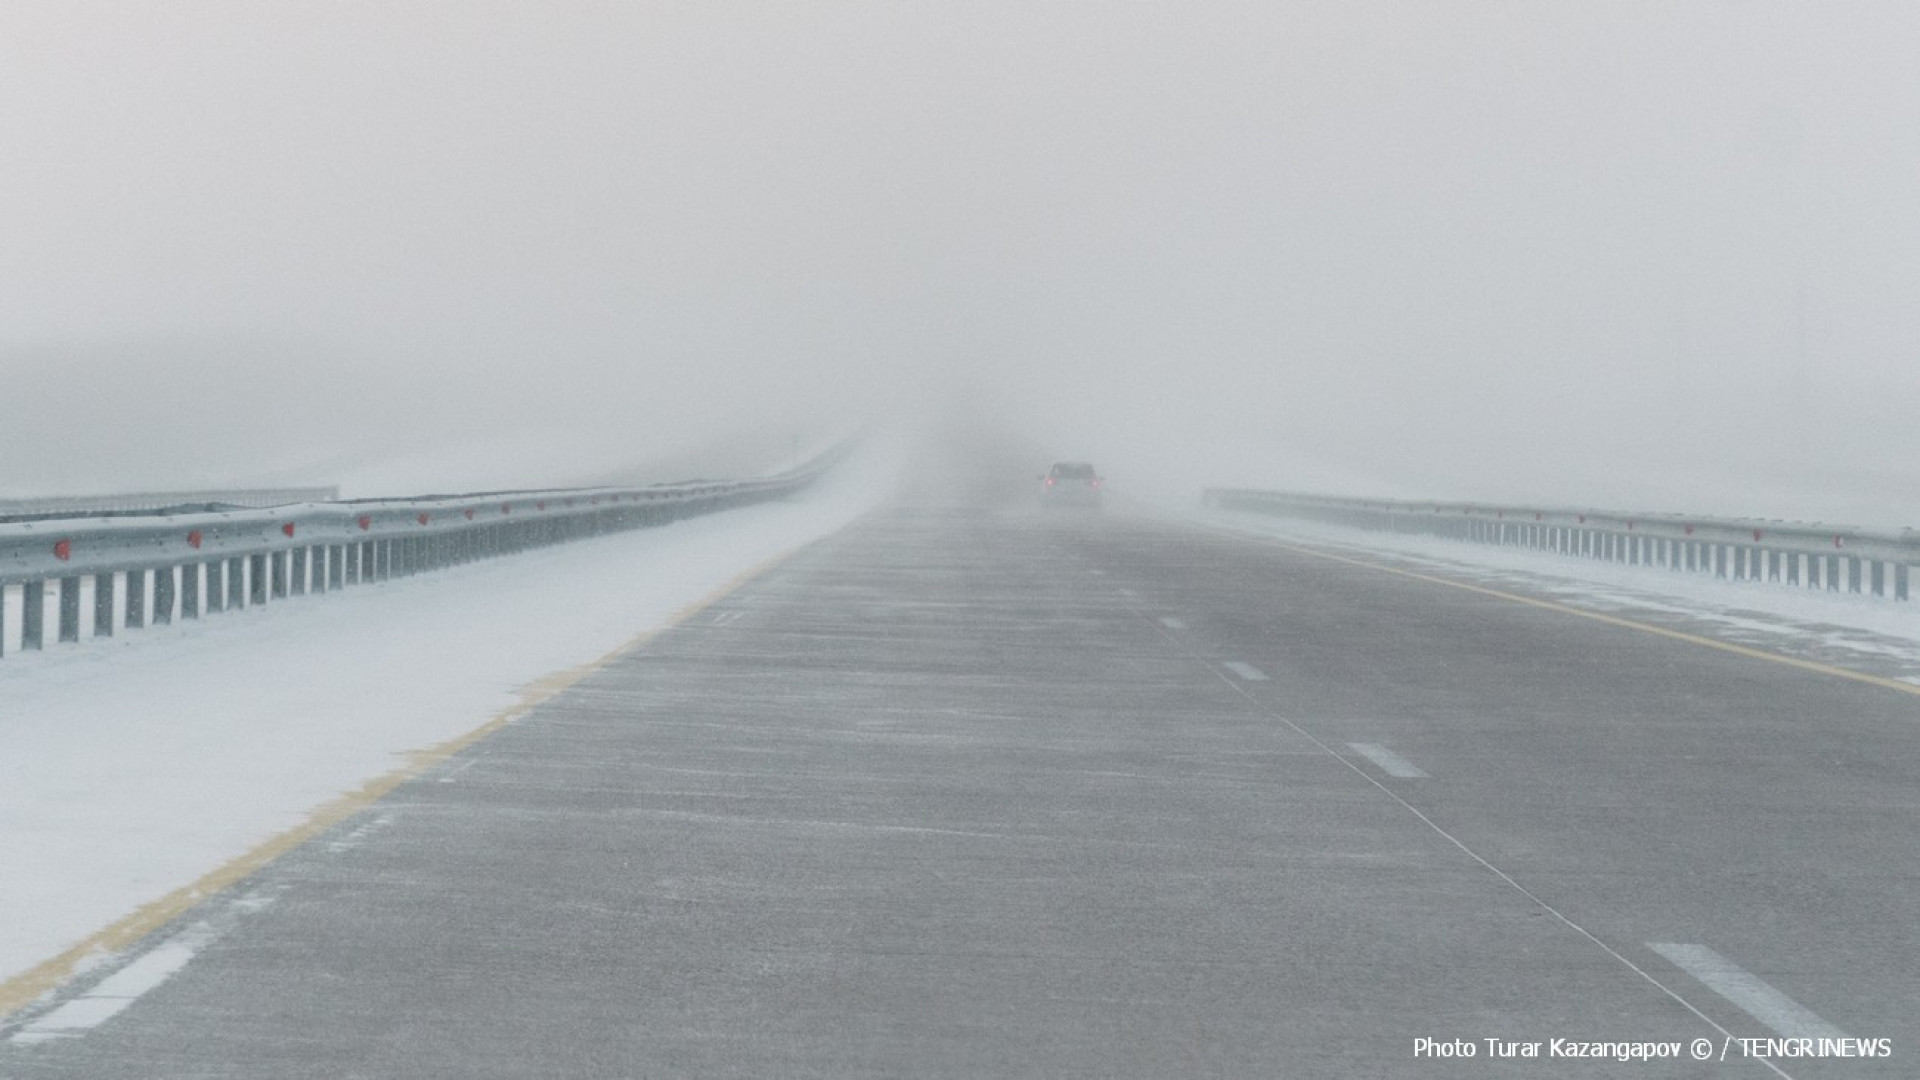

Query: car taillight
left=1091, top=478, right=1102, bottom=488
left=1045, top=477, right=1054, bottom=486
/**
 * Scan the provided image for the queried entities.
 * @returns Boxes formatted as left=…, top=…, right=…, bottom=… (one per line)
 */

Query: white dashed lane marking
left=1649, top=943, right=1849, bottom=1039
left=1346, top=743, right=1429, bottom=779
left=1159, top=617, right=1185, bottom=629
left=10, top=921, right=225, bottom=1045
left=1221, top=661, right=1268, bottom=682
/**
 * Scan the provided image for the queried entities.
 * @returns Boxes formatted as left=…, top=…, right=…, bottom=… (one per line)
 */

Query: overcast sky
left=4, top=3, right=1917, bottom=518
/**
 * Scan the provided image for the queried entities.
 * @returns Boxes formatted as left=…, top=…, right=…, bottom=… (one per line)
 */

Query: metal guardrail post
left=22, top=581, right=45, bottom=650
left=58, top=577, right=81, bottom=643
left=94, top=572, right=115, bottom=637
left=125, top=569, right=147, bottom=630
left=154, top=567, right=175, bottom=625
left=183, top=564, right=201, bottom=619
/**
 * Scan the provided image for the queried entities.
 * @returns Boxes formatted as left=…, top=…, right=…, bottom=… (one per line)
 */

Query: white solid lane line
left=1221, top=661, right=1268, bottom=682
left=1159, top=617, right=1186, bottom=629
left=1649, top=943, right=1849, bottom=1040
left=1346, top=743, right=1429, bottom=779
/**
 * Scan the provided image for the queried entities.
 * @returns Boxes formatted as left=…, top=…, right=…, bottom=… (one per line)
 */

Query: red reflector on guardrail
left=464, top=508, right=475, bottom=520
left=53, top=539, right=71, bottom=561
left=357, top=515, right=371, bottom=531
left=187, top=531, right=203, bottom=549
left=417, top=513, right=430, bottom=526
left=500, top=503, right=511, bottom=514
left=1753, top=529, right=1765, bottom=542
left=282, top=523, right=296, bottom=538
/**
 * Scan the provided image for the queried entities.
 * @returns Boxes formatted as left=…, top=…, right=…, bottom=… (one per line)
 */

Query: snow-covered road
left=0, top=446, right=900, bottom=1001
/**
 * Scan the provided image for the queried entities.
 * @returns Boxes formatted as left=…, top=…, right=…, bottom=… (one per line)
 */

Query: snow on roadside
left=0, top=443, right=902, bottom=992
left=1186, top=501, right=1920, bottom=679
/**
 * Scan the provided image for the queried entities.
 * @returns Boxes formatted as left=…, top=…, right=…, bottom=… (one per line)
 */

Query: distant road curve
left=0, top=488, right=340, bottom=520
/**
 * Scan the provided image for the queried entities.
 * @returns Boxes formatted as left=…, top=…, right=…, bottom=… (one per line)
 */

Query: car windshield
left=3, top=6, right=1914, bottom=1077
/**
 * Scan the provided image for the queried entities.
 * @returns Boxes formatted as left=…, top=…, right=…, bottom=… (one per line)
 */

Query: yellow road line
left=1203, top=522, right=1920, bottom=701
left=0, top=550, right=797, bottom=1023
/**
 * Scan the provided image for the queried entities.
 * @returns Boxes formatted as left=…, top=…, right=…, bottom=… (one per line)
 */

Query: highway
left=3, top=498, right=1915, bottom=1078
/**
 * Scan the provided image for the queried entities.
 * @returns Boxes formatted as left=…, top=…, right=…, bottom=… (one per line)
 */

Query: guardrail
left=0, top=449, right=846, bottom=657
left=1203, top=488, right=1920, bottom=602
left=0, top=487, right=340, bottom=520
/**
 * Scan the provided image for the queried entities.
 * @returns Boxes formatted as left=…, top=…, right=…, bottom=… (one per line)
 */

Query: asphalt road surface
left=4, top=501, right=1915, bottom=1078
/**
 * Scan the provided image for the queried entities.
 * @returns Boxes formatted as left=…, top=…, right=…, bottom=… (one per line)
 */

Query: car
left=1039, top=461, right=1103, bottom=508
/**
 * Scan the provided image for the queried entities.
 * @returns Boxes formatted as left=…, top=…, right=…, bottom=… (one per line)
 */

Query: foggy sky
left=4, top=3, right=1918, bottom=521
